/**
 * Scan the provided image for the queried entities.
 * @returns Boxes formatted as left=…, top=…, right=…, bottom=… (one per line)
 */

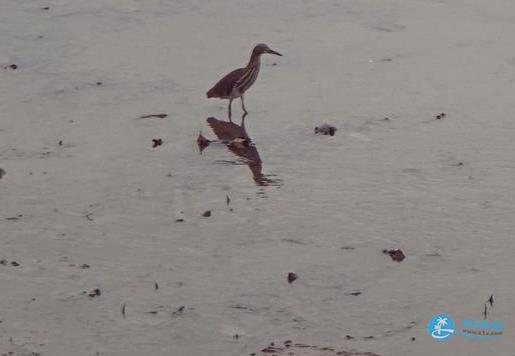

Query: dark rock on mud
left=383, top=249, right=406, bottom=262
left=287, top=272, right=298, bottom=284
left=314, top=124, right=337, bottom=136
left=152, top=138, right=163, bottom=148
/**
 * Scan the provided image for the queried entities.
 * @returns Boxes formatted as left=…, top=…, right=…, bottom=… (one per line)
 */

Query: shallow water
left=1, top=0, right=515, bottom=355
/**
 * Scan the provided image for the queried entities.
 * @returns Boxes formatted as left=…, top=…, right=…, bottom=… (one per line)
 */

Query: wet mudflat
left=2, top=0, right=515, bottom=355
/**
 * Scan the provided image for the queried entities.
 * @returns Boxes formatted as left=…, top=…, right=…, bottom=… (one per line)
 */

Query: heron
left=206, top=44, right=282, bottom=119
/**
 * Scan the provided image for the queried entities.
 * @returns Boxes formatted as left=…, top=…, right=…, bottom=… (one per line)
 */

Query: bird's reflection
left=197, top=115, right=278, bottom=186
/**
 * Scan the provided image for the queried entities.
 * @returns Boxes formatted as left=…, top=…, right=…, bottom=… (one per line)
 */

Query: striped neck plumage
left=247, top=52, right=262, bottom=69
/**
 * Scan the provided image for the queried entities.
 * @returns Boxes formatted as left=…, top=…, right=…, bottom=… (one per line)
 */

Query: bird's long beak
left=266, top=48, right=282, bottom=56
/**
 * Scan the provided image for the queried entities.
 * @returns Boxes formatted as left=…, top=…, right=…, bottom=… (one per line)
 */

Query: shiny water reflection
left=198, top=116, right=280, bottom=186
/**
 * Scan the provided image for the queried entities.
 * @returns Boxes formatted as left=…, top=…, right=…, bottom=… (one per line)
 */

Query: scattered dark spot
left=154, top=282, right=159, bottom=290
left=79, top=263, right=90, bottom=269
left=340, top=246, right=355, bottom=250
left=233, top=334, right=239, bottom=339
left=202, top=210, right=211, bottom=217
left=345, top=335, right=354, bottom=340
left=287, top=272, right=298, bottom=284
left=121, top=303, right=126, bottom=318
left=0, top=168, right=5, bottom=179
left=172, top=305, right=185, bottom=315
left=384, top=117, right=390, bottom=121
left=4, top=64, right=18, bottom=70
left=58, top=140, right=63, bottom=146
left=152, top=138, right=163, bottom=148
left=140, top=113, right=168, bottom=119
left=38, top=35, right=44, bottom=39
left=411, top=337, right=416, bottom=341
left=488, top=294, right=494, bottom=307
left=226, top=195, right=231, bottom=206
left=379, top=58, right=393, bottom=62
left=146, top=311, right=158, bottom=314
left=424, top=252, right=441, bottom=257
left=314, top=124, right=337, bottom=136
left=363, top=335, right=375, bottom=340
left=88, top=288, right=101, bottom=297
left=345, top=291, right=362, bottom=296
left=96, top=82, right=103, bottom=86
left=0, top=260, right=7, bottom=265
left=11, top=261, right=20, bottom=267
left=175, top=218, right=184, bottom=222
left=42, top=6, right=50, bottom=10
left=383, top=249, right=406, bottom=262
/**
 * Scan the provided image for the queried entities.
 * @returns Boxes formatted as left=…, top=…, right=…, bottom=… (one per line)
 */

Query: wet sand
left=1, top=0, right=515, bottom=355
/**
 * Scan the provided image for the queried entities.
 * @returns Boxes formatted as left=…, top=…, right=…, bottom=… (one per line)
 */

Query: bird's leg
left=228, top=98, right=233, bottom=122
left=241, top=95, right=248, bottom=116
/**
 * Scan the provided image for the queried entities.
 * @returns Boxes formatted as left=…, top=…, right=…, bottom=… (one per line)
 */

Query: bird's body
left=207, top=44, right=282, bottom=119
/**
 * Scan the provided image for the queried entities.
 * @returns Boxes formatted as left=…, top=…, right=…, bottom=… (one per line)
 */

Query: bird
left=206, top=44, right=282, bottom=120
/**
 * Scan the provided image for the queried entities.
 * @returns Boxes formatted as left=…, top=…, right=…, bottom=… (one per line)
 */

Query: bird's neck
left=246, top=52, right=262, bottom=69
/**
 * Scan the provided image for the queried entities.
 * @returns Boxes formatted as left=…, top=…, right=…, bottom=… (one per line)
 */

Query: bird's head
left=253, top=43, right=282, bottom=56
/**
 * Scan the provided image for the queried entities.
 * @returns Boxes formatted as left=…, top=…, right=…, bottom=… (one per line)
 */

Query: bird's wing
left=207, top=68, right=246, bottom=98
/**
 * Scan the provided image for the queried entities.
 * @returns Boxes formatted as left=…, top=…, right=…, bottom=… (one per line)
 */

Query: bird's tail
left=206, top=88, right=215, bottom=98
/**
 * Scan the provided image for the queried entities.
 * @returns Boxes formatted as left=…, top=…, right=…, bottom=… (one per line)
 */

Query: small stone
left=4, top=64, right=17, bottom=70
left=152, top=138, right=163, bottom=148
left=287, top=272, right=298, bottom=284
left=383, top=249, right=406, bottom=262
left=88, top=288, right=101, bottom=297
left=314, top=124, right=337, bottom=136
left=202, top=210, right=211, bottom=217
left=11, top=261, right=20, bottom=267
left=58, top=140, right=63, bottom=146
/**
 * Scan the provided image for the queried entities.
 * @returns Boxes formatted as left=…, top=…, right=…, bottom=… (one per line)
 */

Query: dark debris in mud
left=254, top=341, right=381, bottom=355
left=314, top=124, right=337, bottom=136
left=152, top=138, right=163, bottom=148
left=140, top=113, right=168, bottom=119
left=287, top=272, right=298, bottom=284
left=383, top=248, right=405, bottom=262
left=3, top=64, right=18, bottom=70
left=87, top=288, right=101, bottom=298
